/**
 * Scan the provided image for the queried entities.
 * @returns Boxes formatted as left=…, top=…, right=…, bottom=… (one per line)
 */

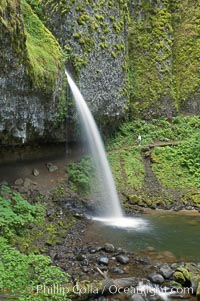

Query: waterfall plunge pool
left=87, top=211, right=200, bottom=262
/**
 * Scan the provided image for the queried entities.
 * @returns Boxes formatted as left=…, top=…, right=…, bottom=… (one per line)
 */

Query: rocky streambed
left=41, top=193, right=200, bottom=301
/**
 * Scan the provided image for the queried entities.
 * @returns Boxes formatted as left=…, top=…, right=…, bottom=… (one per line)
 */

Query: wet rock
left=128, top=294, right=146, bottom=301
left=149, top=274, right=164, bottom=284
left=33, top=168, right=39, bottom=176
left=173, top=272, right=186, bottom=285
left=76, top=254, right=87, bottom=261
left=81, top=259, right=89, bottom=266
left=98, top=257, right=109, bottom=265
left=160, top=264, right=174, bottom=279
left=49, top=251, right=62, bottom=261
left=148, top=295, right=162, bottom=301
left=82, top=266, right=89, bottom=273
left=111, top=266, right=125, bottom=275
left=116, top=255, right=130, bottom=264
left=88, top=247, right=98, bottom=254
left=135, top=257, right=150, bottom=265
left=14, top=178, right=24, bottom=185
left=104, top=243, right=115, bottom=253
left=46, top=163, right=58, bottom=172
left=74, top=213, right=84, bottom=219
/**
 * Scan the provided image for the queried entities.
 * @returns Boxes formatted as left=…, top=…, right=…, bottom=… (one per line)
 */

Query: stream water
left=88, top=211, right=200, bottom=262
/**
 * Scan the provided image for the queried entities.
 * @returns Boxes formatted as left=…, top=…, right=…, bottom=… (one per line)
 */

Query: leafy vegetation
left=67, top=157, right=95, bottom=194
left=106, top=116, right=200, bottom=209
left=106, top=116, right=200, bottom=151
left=0, top=185, right=70, bottom=300
left=152, top=132, right=200, bottom=189
left=0, top=185, right=44, bottom=239
left=108, top=149, right=145, bottom=192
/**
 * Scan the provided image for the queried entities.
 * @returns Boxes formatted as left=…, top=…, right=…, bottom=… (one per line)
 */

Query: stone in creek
left=160, top=264, right=174, bottom=279
left=98, top=257, right=109, bottom=265
left=46, top=163, right=58, bottom=172
left=81, top=259, right=89, bottom=266
left=76, top=254, right=87, bottom=261
left=82, top=266, right=89, bottom=273
left=88, top=247, right=97, bottom=254
left=104, top=243, right=115, bottom=253
left=116, top=255, right=130, bottom=264
left=33, top=168, right=39, bottom=176
left=149, top=274, right=165, bottom=284
left=111, top=266, right=125, bottom=275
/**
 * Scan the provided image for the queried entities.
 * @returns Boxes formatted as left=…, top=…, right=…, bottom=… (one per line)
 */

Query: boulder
left=33, top=168, right=39, bottom=176
left=149, top=274, right=165, bottom=284
left=173, top=272, right=186, bottom=285
left=46, top=163, right=58, bottom=172
left=98, top=257, right=109, bottom=265
left=116, top=255, right=130, bottom=264
left=160, top=264, right=174, bottom=279
left=111, top=266, right=125, bottom=275
left=76, top=254, right=87, bottom=262
left=104, top=243, right=115, bottom=253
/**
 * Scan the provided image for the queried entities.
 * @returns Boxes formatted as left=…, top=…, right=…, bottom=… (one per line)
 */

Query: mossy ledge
left=21, top=0, right=64, bottom=90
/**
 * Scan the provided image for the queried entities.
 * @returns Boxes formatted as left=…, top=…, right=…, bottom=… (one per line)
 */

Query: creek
left=87, top=211, right=200, bottom=262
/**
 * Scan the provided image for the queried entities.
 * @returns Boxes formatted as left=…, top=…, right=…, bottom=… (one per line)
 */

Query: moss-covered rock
left=42, top=0, right=129, bottom=128
left=0, top=0, right=66, bottom=145
left=128, top=0, right=200, bottom=118
left=173, top=271, right=186, bottom=285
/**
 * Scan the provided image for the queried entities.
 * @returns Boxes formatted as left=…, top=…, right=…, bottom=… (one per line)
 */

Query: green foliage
left=106, top=116, right=200, bottom=151
left=106, top=116, right=200, bottom=208
left=152, top=133, right=200, bottom=189
left=0, top=185, right=44, bottom=239
left=0, top=238, right=70, bottom=300
left=0, top=186, right=70, bottom=300
left=21, top=0, right=64, bottom=90
left=109, top=149, right=145, bottom=192
left=67, top=157, right=95, bottom=194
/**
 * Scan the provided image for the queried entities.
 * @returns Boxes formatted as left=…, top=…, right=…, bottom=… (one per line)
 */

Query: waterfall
left=66, top=71, right=123, bottom=218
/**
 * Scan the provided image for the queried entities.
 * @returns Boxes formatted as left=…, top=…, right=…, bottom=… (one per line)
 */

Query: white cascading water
left=66, top=71, right=122, bottom=218
left=66, top=71, right=148, bottom=229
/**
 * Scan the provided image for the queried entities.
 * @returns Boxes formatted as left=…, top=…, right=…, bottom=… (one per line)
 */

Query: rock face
left=0, top=0, right=66, bottom=145
left=42, top=0, right=129, bottom=125
left=1, top=0, right=200, bottom=145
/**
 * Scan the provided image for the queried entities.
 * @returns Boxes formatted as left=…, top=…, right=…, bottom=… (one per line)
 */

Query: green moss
left=128, top=0, right=200, bottom=114
left=109, top=149, right=145, bottom=193
left=129, top=0, right=173, bottom=115
left=22, top=0, right=64, bottom=90
left=172, top=1, right=200, bottom=106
